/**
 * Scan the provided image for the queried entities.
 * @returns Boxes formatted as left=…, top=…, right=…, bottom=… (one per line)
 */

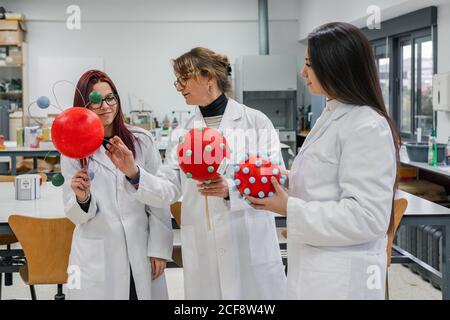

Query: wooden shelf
left=0, top=64, right=22, bottom=68
left=0, top=91, right=22, bottom=96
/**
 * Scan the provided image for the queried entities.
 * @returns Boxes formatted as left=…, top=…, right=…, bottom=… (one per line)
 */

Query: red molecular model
left=177, top=128, right=230, bottom=182
left=51, top=107, right=104, bottom=159
left=232, top=154, right=286, bottom=199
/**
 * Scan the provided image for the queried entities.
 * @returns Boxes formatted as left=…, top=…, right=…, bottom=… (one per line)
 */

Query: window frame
left=371, top=28, right=437, bottom=141
left=363, top=7, right=438, bottom=142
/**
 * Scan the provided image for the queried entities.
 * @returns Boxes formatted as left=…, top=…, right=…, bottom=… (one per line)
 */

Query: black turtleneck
left=199, top=93, right=228, bottom=118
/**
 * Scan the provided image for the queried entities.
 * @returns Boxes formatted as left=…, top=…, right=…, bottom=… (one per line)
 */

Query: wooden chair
left=386, top=198, right=408, bottom=300
left=170, top=202, right=182, bottom=267
left=8, top=215, right=75, bottom=300
left=170, top=201, right=182, bottom=227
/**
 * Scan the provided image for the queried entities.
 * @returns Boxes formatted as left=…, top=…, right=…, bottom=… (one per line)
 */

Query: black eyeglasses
left=89, top=94, right=119, bottom=109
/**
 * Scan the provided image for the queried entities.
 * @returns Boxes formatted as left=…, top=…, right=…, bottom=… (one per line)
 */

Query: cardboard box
left=0, top=20, right=26, bottom=45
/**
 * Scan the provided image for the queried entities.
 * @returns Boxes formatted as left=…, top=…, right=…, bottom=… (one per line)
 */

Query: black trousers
left=129, top=266, right=138, bottom=300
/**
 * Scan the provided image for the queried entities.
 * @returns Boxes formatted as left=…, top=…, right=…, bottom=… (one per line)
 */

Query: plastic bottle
left=0, top=134, right=5, bottom=150
left=172, top=117, right=179, bottom=130
left=428, top=130, right=437, bottom=166
left=447, top=136, right=450, bottom=166
left=162, top=115, right=170, bottom=130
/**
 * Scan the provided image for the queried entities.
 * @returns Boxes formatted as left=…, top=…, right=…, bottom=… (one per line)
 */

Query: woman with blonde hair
left=106, top=48, right=287, bottom=299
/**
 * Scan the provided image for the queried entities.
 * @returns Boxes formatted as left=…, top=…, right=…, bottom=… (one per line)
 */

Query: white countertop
left=0, top=182, right=65, bottom=223
left=396, top=190, right=450, bottom=216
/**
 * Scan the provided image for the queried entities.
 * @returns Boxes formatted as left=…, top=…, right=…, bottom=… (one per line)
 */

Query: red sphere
left=51, top=107, right=104, bottom=159
left=177, top=128, right=230, bottom=182
left=234, top=154, right=284, bottom=198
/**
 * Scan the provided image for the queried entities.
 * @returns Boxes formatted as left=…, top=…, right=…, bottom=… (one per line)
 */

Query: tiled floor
left=0, top=264, right=442, bottom=300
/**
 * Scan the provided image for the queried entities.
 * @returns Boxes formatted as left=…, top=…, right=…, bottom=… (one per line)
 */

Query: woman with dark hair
left=246, top=22, right=400, bottom=300
left=61, top=70, right=173, bottom=300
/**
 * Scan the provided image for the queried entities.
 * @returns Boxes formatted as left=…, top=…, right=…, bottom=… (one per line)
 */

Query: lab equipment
left=0, top=134, right=5, bottom=150
left=447, top=137, right=450, bottom=165
left=0, top=100, right=10, bottom=140
left=171, top=110, right=191, bottom=127
left=433, top=72, right=450, bottom=112
left=235, top=55, right=298, bottom=154
left=404, top=142, right=446, bottom=163
left=15, top=174, right=41, bottom=200
left=128, top=94, right=155, bottom=130
left=171, top=117, right=178, bottom=130
left=428, top=130, right=437, bottom=166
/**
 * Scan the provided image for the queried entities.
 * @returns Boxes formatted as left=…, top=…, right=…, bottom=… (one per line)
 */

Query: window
left=396, top=31, right=434, bottom=138
left=373, top=40, right=390, bottom=112
left=399, top=38, right=413, bottom=135
left=365, top=7, right=437, bottom=141
left=371, top=28, right=436, bottom=140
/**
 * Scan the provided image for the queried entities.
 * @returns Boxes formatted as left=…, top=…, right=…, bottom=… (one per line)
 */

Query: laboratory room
left=0, top=0, right=450, bottom=306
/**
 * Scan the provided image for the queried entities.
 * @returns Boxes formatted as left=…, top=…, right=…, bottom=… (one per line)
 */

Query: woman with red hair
left=61, top=70, right=173, bottom=300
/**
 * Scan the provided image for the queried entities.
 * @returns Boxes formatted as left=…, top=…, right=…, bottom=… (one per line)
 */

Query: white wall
left=0, top=0, right=302, bottom=121
left=297, top=0, right=450, bottom=142
left=298, top=0, right=408, bottom=40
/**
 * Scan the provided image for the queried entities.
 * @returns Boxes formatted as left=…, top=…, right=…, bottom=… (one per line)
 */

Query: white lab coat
left=286, top=100, right=397, bottom=300
left=62, top=126, right=173, bottom=300
left=124, top=98, right=287, bottom=299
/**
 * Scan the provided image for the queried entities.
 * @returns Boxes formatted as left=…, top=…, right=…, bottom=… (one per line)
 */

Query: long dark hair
left=73, top=70, right=137, bottom=157
left=307, top=22, right=400, bottom=187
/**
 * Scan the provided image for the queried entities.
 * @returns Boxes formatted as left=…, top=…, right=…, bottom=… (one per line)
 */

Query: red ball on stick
left=177, top=128, right=230, bottom=182
left=51, top=107, right=104, bottom=159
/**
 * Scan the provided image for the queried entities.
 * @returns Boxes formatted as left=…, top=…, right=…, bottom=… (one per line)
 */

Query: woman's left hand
left=150, top=257, right=166, bottom=280
left=197, top=176, right=230, bottom=199
left=246, top=177, right=289, bottom=216
left=105, top=136, right=139, bottom=179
